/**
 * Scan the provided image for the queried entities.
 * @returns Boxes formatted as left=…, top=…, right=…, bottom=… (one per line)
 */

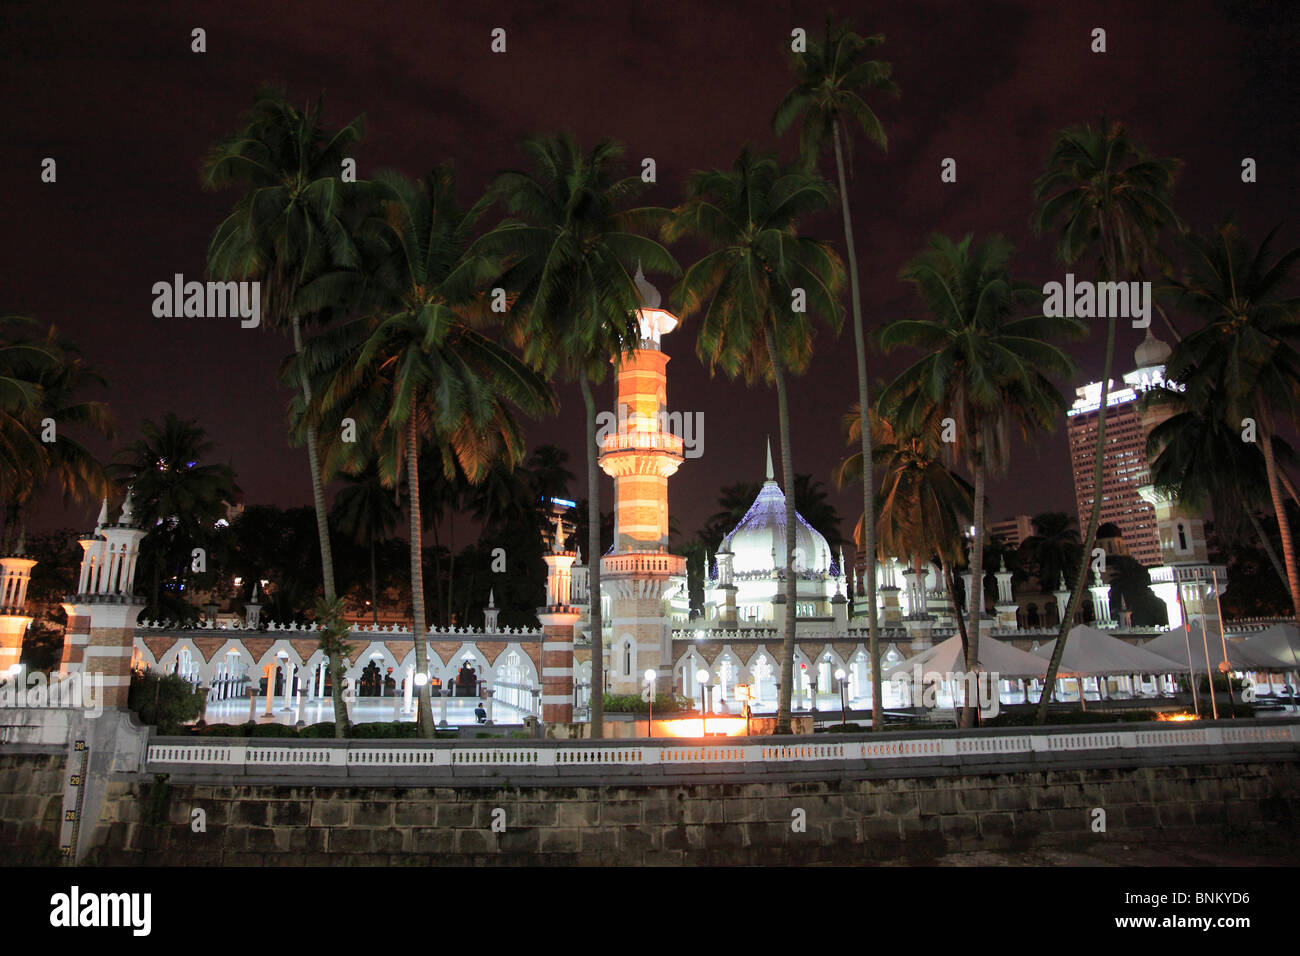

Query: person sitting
left=474, top=702, right=487, bottom=724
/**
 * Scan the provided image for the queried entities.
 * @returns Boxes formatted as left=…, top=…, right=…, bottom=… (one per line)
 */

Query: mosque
left=0, top=271, right=1259, bottom=731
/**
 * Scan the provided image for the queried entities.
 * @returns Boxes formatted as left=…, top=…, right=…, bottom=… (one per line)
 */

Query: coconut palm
left=1018, top=512, right=1083, bottom=600
left=1031, top=119, right=1181, bottom=721
left=330, top=461, right=402, bottom=626
left=841, top=397, right=974, bottom=667
left=108, top=414, right=238, bottom=618
left=879, top=233, right=1081, bottom=726
left=1145, top=376, right=1294, bottom=581
left=0, top=316, right=62, bottom=542
left=475, top=134, right=678, bottom=738
left=300, top=166, right=555, bottom=737
left=202, top=88, right=366, bottom=615
left=0, top=322, right=113, bottom=551
left=774, top=13, right=898, bottom=732
left=667, top=147, right=845, bottom=733
left=1162, top=222, right=1300, bottom=645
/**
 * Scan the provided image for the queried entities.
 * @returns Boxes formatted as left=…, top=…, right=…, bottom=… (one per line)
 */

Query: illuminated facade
left=598, top=267, right=689, bottom=695
left=1065, top=333, right=1175, bottom=567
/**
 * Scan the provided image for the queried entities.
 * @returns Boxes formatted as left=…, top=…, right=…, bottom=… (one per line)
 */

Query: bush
left=128, top=671, right=206, bottom=734
left=249, top=722, right=299, bottom=738
left=352, top=721, right=418, bottom=739
left=199, top=723, right=244, bottom=737
left=298, top=722, right=338, bottom=738
left=819, top=722, right=865, bottom=733
left=603, top=693, right=695, bottom=714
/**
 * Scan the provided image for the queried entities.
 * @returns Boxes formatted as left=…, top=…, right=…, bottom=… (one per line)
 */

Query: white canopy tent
left=1233, top=625, right=1300, bottom=673
left=1034, top=625, right=1189, bottom=676
left=1139, top=623, right=1271, bottom=674
left=882, top=634, right=1049, bottom=681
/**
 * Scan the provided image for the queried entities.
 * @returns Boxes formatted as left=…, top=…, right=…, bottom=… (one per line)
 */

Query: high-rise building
left=1065, top=332, right=1176, bottom=567
left=989, top=514, right=1034, bottom=550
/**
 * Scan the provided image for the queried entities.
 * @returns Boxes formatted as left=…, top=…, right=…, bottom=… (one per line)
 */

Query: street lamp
left=644, top=668, right=656, bottom=738
left=835, top=668, right=847, bottom=727
left=696, top=667, right=710, bottom=737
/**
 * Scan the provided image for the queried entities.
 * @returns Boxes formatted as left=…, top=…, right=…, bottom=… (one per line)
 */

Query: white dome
left=720, top=444, right=832, bottom=574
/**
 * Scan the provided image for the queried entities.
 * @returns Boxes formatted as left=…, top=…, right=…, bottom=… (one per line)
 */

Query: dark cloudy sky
left=3, top=0, right=1296, bottom=558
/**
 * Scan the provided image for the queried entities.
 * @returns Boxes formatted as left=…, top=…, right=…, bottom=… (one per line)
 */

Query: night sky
left=4, top=0, right=1296, bottom=560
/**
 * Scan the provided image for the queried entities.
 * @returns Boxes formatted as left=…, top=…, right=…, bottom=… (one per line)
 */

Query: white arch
left=155, top=637, right=202, bottom=680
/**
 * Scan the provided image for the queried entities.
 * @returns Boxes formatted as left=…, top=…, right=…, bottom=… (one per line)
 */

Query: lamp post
left=644, top=668, right=656, bottom=738
left=696, top=667, right=710, bottom=737
left=835, top=667, right=847, bottom=727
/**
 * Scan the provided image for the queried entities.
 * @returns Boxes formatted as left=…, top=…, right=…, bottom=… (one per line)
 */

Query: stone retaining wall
left=0, top=751, right=67, bottom=864
left=74, top=758, right=1300, bottom=865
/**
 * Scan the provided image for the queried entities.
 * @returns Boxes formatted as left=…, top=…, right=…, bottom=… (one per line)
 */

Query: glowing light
left=657, top=716, right=748, bottom=738
left=1155, top=712, right=1200, bottom=722
left=644, top=669, right=656, bottom=683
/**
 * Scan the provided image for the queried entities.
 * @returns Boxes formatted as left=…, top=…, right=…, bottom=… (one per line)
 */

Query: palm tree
left=0, top=316, right=61, bottom=543
left=840, top=397, right=973, bottom=667
left=330, top=461, right=402, bottom=626
left=0, top=322, right=112, bottom=551
left=667, top=147, right=846, bottom=733
left=774, top=13, right=898, bottom=733
left=108, top=414, right=238, bottom=618
left=879, top=234, right=1081, bottom=727
left=1019, top=512, right=1083, bottom=602
left=303, top=166, right=554, bottom=737
left=202, top=88, right=366, bottom=616
left=1145, top=376, right=1292, bottom=582
left=1162, top=222, right=1300, bottom=644
left=1031, top=119, right=1180, bottom=721
left=476, top=134, right=678, bottom=738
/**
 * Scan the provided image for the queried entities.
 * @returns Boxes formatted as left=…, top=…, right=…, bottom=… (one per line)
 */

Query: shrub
left=603, top=693, right=695, bottom=714
left=128, top=671, right=206, bottom=734
left=249, top=722, right=299, bottom=737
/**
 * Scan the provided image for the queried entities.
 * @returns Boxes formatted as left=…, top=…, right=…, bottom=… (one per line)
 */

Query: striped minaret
left=0, top=533, right=36, bottom=677
left=538, top=518, right=579, bottom=724
left=599, top=266, right=687, bottom=695
left=60, top=491, right=148, bottom=708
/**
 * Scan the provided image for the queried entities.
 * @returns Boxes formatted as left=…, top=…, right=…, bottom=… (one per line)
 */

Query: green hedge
left=602, top=693, right=696, bottom=714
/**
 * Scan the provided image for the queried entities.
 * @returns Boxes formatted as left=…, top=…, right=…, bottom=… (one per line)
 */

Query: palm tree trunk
left=1247, top=509, right=1287, bottom=586
left=369, top=537, right=380, bottom=627
left=407, top=418, right=436, bottom=736
left=292, top=314, right=348, bottom=737
left=1259, top=410, right=1300, bottom=638
left=579, top=375, right=605, bottom=739
left=832, top=120, right=882, bottom=733
left=1038, top=313, right=1117, bottom=723
left=766, top=327, right=798, bottom=735
left=447, top=512, right=456, bottom=626
left=964, top=457, right=986, bottom=729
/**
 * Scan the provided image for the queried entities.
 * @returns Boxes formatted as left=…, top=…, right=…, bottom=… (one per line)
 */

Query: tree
left=330, top=461, right=402, bottom=626
left=879, top=234, right=1081, bottom=727
left=0, top=322, right=113, bottom=552
left=1032, top=119, right=1180, bottom=722
left=1019, top=512, right=1083, bottom=599
left=1162, top=221, right=1300, bottom=653
left=108, top=414, right=238, bottom=619
left=303, top=166, right=554, bottom=737
left=476, top=134, right=678, bottom=738
left=202, top=87, right=366, bottom=621
left=775, top=13, right=898, bottom=733
left=667, top=147, right=845, bottom=733
left=841, top=397, right=973, bottom=667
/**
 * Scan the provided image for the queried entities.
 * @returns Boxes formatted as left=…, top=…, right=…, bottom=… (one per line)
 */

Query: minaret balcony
left=600, top=551, right=686, bottom=578
left=599, top=431, right=684, bottom=458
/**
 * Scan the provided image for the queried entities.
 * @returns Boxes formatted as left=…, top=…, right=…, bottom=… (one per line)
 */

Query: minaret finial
left=554, top=515, right=565, bottom=552
left=765, top=437, right=774, bottom=482
left=488, top=588, right=495, bottom=609
left=96, top=497, right=109, bottom=528
left=119, top=485, right=136, bottom=525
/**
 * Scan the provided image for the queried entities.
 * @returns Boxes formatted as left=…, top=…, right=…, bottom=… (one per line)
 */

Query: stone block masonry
left=46, top=758, right=1300, bottom=866
left=0, top=751, right=67, bottom=864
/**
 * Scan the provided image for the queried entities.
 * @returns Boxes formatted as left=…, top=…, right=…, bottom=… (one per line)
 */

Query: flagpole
left=1211, top=569, right=1236, bottom=718
left=1176, top=579, right=1199, bottom=716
